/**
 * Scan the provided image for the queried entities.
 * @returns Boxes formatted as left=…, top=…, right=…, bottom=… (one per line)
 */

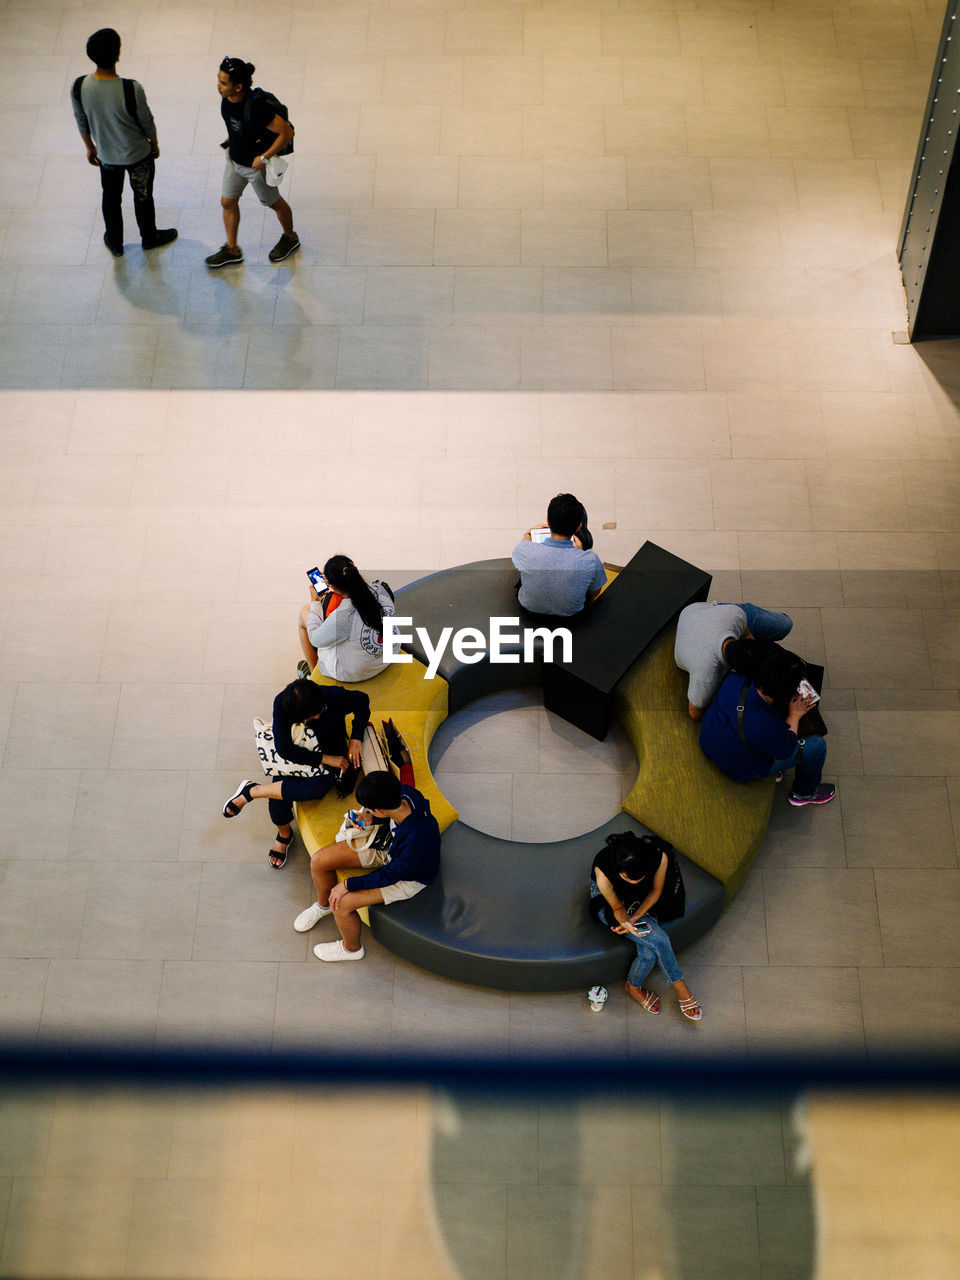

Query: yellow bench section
left=294, top=658, right=458, bottom=923
left=614, top=623, right=775, bottom=903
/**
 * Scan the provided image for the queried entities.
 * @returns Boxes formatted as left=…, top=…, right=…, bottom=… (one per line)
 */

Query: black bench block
left=542, top=540, right=711, bottom=740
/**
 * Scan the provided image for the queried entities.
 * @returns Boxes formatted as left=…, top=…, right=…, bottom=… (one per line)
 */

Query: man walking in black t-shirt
left=205, top=56, right=300, bottom=267
left=71, top=28, right=177, bottom=257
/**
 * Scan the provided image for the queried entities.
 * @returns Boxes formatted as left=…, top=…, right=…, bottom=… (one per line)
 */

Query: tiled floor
left=2, top=0, right=960, bottom=1274
left=2, top=1085, right=959, bottom=1280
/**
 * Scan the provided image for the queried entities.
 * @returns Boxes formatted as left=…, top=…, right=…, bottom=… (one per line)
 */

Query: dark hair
left=607, top=831, right=668, bottom=880
left=276, top=678, right=327, bottom=724
left=724, top=637, right=774, bottom=680
left=323, top=555, right=385, bottom=632
left=219, top=56, right=255, bottom=90
left=546, top=493, right=586, bottom=538
left=356, top=770, right=401, bottom=811
left=86, top=28, right=121, bottom=68
left=755, top=647, right=806, bottom=711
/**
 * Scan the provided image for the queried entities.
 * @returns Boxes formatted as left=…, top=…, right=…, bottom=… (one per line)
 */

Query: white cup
left=588, top=985, right=608, bottom=1012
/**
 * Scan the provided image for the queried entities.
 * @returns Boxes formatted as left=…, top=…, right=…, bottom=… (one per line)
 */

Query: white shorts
left=380, top=879, right=427, bottom=905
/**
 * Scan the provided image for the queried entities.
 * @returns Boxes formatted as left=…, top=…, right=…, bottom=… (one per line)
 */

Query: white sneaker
left=313, top=940, right=365, bottom=962
left=294, top=901, right=332, bottom=932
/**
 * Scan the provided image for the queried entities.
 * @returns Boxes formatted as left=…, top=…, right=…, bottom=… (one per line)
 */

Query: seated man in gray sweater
left=71, top=27, right=176, bottom=257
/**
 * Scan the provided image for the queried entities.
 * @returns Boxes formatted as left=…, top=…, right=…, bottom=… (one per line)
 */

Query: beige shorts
left=380, top=879, right=427, bottom=905
left=356, top=844, right=392, bottom=869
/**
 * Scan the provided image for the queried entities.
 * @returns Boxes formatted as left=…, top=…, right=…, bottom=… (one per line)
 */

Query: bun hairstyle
left=219, top=56, right=255, bottom=90
left=323, top=555, right=386, bottom=632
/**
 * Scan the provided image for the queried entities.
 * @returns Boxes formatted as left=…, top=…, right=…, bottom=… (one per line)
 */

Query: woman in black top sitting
left=222, top=680, right=369, bottom=868
left=590, top=831, right=702, bottom=1021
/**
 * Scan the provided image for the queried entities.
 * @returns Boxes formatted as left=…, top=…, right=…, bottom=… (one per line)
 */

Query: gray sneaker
left=268, top=233, right=300, bottom=263
left=205, top=243, right=243, bottom=268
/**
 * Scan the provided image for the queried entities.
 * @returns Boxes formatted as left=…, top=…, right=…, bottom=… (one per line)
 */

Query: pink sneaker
left=788, top=784, right=836, bottom=807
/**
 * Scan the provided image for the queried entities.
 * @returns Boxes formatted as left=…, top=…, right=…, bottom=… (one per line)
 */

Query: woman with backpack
left=297, top=556, right=397, bottom=683
left=205, top=56, right=299, bottom=267
left=589, top=831, right=702, bottom=1021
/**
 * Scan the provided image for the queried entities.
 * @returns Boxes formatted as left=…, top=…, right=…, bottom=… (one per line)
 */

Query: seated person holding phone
left=589, top=831, right=701, bottom=1021
left=292, top=770, right=441, bottom=963
left=698, top=647, right=835, bottom=807
left=512, top=492, right=606, bottom=619
left=222, top=678, right=369, bottom=868
left=297, top=554, right=396, bottom=683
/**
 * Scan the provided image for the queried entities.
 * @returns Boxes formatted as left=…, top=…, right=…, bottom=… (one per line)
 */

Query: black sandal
left=269, top=831, right=292, bottom=869
left=223, top=778, right=256, bottom=818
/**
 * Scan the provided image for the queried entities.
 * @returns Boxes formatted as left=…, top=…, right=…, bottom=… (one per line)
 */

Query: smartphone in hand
left=797, top=678, right=820, bottom=705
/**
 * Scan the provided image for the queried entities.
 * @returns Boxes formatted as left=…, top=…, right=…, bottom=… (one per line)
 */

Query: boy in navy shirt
left=293, top=770, right=441, bottom=961
left=699, top=649, right=835, bottom=807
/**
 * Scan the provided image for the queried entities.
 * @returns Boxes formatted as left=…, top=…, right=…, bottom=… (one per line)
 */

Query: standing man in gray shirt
left=71, top=28, right=177, bottom=258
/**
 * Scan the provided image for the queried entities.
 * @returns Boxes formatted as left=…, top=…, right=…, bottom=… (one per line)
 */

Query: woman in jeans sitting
left=590, top=831, right=702, bottom=1021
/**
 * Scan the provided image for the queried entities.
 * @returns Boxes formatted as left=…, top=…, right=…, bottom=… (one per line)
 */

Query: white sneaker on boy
left=313, top=940, right=365, bottom=962
left=294, top=901, right=332, bottom=932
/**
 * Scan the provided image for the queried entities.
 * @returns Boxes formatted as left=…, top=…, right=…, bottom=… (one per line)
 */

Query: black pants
left=268, top=771, right=337, bottom=828
left=99, top=154, right=157, bottom=247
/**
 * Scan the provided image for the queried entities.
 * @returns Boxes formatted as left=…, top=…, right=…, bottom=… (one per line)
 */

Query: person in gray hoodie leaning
left=71, top=27, right=177, bottom=257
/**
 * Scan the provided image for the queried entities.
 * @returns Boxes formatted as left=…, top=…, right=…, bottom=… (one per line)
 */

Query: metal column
left=899, top=0, right=960, bottom=338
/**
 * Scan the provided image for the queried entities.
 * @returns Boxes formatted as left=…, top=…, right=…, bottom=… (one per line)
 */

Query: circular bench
left=296, top=556, right=763, bottom=991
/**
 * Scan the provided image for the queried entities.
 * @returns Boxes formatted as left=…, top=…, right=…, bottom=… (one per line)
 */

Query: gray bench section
left=371, top=815, right=724, bottom=991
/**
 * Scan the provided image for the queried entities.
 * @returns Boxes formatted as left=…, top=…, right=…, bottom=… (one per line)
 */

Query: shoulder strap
left=122, top=78, right=150, bottom=140
left=736, top=679, right=752, bottom=750
left=737, top=678, right=804, bottom=762
left=71, top=75, right=85, bottom=109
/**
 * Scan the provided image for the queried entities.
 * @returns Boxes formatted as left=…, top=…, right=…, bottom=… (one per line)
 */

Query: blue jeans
left=767, top=734, right=826, bottom=798
left=590, top=883, right=682, bottom=987
left=728, top=601, right=793, bottom=642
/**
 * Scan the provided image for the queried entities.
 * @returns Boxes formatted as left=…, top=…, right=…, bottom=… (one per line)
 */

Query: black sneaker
left=103, top=233, right=123, bottom=258
left=142, top=228, right=178, bottom=250
left=788, top=784, right=836, bottom=807
left=268, top=233, right=300, bottom=264
left=205, top=243, right=243, bottom=268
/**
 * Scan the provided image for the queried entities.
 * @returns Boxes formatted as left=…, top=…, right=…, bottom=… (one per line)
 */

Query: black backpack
left=71, top=75, right=150, bottom=141
left=243, top=87, right=295, bottom=156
